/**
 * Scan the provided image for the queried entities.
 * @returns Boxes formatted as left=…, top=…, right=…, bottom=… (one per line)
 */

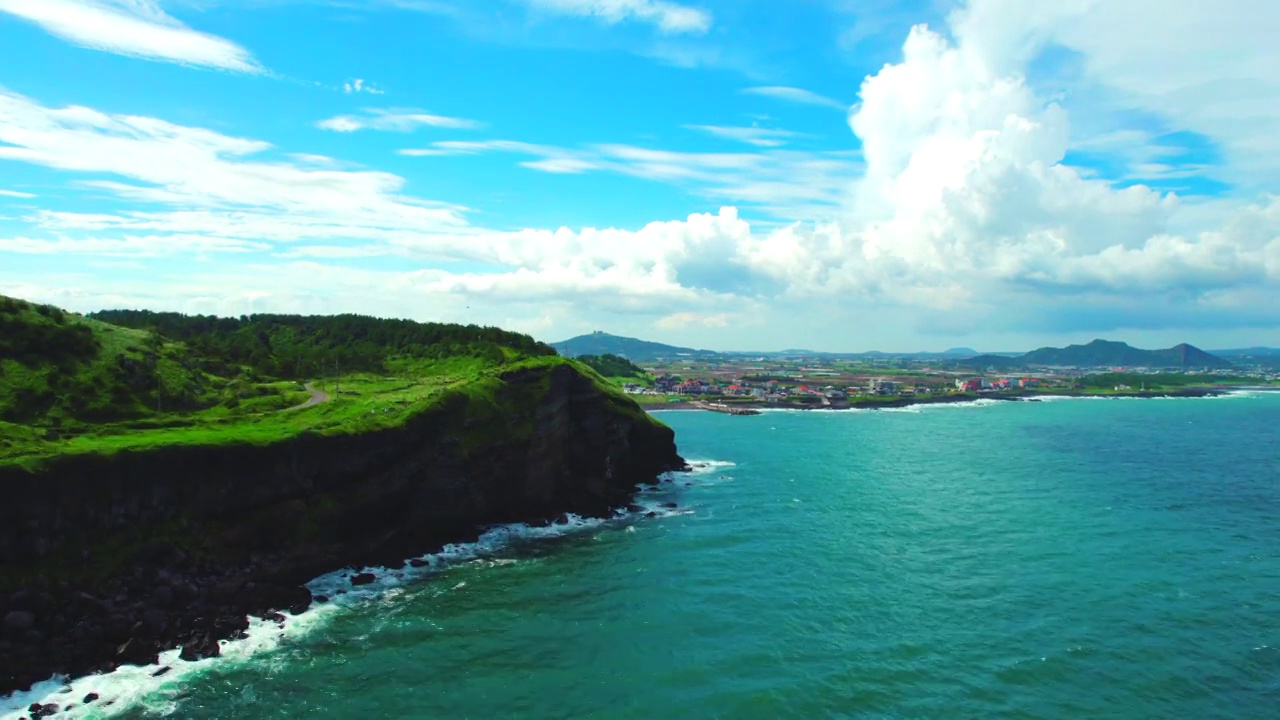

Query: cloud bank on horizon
left=0, top=0, right=1277, bottom=351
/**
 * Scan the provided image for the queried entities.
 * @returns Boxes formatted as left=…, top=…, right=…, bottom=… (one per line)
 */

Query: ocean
left=4, top=392, right=1279, bottom=719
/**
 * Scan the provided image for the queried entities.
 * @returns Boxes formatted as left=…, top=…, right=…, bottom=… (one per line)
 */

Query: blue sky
left=1, top=0, right=1278, bottom=352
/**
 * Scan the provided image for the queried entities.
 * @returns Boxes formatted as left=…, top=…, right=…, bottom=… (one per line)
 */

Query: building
left=869, top=378, right=898, bottom=395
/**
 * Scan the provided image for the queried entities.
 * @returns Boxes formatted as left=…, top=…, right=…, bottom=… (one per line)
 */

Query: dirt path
left=281, top=382, right=330, bottom=412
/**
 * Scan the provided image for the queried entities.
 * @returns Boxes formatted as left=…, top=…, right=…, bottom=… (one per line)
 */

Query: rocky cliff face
left=0, top=361, right=685, bottom=695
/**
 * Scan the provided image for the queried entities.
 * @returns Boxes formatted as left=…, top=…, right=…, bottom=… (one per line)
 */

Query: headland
left=0, top=298, right=685, bottom=697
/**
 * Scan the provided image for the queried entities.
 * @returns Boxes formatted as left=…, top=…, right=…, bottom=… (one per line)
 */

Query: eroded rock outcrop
left=0, top=361, right=684, bottom=694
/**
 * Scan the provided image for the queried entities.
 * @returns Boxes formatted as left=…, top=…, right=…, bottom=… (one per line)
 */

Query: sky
left=1, top=0, right=1278, bottom=353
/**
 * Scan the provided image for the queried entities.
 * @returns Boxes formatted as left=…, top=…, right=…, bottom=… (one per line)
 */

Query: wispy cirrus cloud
left=742, top=86, right=847, bottom=111
left=0, top=89, right=475, bottom=252
left=317, top=108, right=480, bottom=133
left=0, top=0, right=262, bottom=72
left=685, top=124, right=802, bottom=148
left=0, top=234, right=268, bottom=257
left=0, top=189, right=37, bottom=199
left=400, top=138, right=862, bottom=219
left=517, top=0, right=712, bottom=34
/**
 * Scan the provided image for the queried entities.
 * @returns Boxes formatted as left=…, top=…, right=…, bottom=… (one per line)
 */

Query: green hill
left=0, top=296, right=228, bottom=427
left=960, top=339, right=1232, bottom=370
left=577, top=354, right=653, bottom=386
left=552, top=331, right=710, bottom=360
left=1, top=297, right=573, bottom=466
left=1019, top=339, right=1230, bottom=369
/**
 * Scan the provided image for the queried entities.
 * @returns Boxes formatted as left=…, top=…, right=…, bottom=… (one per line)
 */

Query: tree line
left=0, top=297, right=99, bottom=368
left=88, top=310, right=558, bottom=379
left=577, top=354, right=648, bottom=379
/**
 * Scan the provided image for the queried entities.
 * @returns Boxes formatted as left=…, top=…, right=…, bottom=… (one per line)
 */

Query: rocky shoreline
left=648, top=387, right=1231, bottom=413
left=0, top=363, right=686, bottom=702
left=2, top=502, right=682, bottom=716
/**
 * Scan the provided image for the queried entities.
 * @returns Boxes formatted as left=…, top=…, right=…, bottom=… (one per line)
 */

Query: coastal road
left=281, top=382, right=331, bottom=412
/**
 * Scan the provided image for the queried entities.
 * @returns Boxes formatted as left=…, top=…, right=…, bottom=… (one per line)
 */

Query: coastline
left=0, top=363, right=685, bottom=702
left=646, top=386, right=1237, bottom=413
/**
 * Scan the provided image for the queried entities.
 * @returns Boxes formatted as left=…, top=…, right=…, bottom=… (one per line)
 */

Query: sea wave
left=0, top=462, right=734, bottom=720
left=754, top=399, right=1003, bottom=414
left=880, top=398, right=1003, bottom=413
left=1029, top=391, right=1262, bottom=403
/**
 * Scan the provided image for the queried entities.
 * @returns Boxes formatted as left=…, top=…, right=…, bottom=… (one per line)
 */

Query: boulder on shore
left=3, top=611, right=35, bottom=636
left=179, top=632, right=221, bottom=662
left=116, top=638, right=158, bottom=667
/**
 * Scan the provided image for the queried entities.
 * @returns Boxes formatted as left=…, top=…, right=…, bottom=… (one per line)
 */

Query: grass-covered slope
left=1, top=297, right=663, bottom=471
left=0, top=296, right=231, bottom=428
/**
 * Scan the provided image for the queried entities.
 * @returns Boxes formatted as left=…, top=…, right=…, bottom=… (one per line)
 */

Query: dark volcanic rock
left=179, top=633, right=221, bottom=662
left=143, top=608, right=168, bottom=634
left=116, top=638, right=158, bottom=667
left=83, top=693, right=100, bottom=704
left=349, top=572, right=377, bottom=586
left=246, top=583, right=312, bottom=616
left=3, top=611, right=34, bottom=636
left=0, top=361, right=684, bottom=696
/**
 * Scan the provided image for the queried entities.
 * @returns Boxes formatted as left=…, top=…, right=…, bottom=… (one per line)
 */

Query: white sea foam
left=756, top=399, right=1009, bottom=414
left=684, top=459, right=736, bottom=473
left=0, top=464, right=734, bottom=719
left=1026, top=391, right=1262, bottom=403
left=0, top=612, right=317, bottom=720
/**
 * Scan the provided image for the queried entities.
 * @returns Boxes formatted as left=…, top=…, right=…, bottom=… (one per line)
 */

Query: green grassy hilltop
left=0, top=296, right=642, bottom=470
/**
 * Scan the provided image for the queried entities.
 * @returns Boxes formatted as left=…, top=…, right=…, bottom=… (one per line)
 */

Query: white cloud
left=286, top=153, right=341, bottom=167
left=0, top=234, right=267, bottom=257
left=0, top=89, right=480, bottom=255
left=685, top=124, right=801, bottom=148
left=742, top=86, right=848, bottom=111
left=402, top=139, right=861, bottom=220
left=0, top=189, right=37, bottom=198
left=657, top=311, right=734, bottom=329
left=0, top=0, right=262, bottom=72
left=317, top=108, right=479, bottom=132
left=723, top=6, right=1280, bottom=335
left=342, top=78, right=385, bottom=95
left=518, top=0, right=711, bottom=34
left=953, top=0, right=1280, bottom=191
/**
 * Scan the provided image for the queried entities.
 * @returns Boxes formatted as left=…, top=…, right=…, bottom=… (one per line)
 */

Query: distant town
left=629, top=360, right=1270, bottom=401
left=555, top=332, right=1280, bottom=409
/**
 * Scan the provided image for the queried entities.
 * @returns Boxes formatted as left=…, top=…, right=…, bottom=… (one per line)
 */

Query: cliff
left=0, top=360, right=685, bottom=695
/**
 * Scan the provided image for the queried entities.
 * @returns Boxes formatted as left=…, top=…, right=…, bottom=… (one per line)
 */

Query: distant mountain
left=942, top=347, right=978, bottom=356
left=963, top=339, right=1232, bottom=370
left=552, top=332, right=712, bottom=361
left=962, top=354, right=1022, bottom=370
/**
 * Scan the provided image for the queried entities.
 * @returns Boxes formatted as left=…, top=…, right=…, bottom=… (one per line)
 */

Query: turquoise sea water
left=5, top=393, right=1280, bottom=719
